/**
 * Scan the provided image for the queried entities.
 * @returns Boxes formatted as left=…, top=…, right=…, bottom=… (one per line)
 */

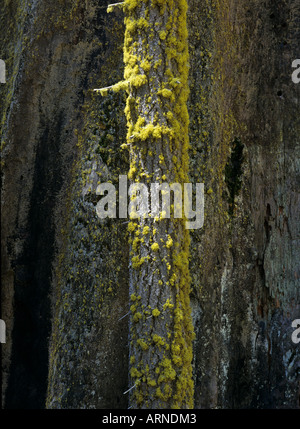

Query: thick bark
left=188, top=0, right=300, bottom=408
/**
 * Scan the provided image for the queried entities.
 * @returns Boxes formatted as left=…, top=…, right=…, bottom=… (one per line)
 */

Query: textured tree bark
left=1, top=0, right=299, bottom=410
left=188, top=0, right=300, bottom=409
left=1, top=0, right=130, bottom=409
left=123, top=0, right=194, bottom=408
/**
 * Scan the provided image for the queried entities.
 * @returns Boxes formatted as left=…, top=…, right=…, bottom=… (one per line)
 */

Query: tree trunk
left=123, top=0, right=194, bottom=409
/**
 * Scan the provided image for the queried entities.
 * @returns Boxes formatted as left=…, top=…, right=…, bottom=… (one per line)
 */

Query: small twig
left=119, top=311, right=130, bottom=321
left=93, top=85, right=114, bottom=93
left=123, top=384, right=137, bottom=395
left=94, top=80, right=129, bottom=96
left=108, top=2, right=125, bottom=7
left=107, top=2, right=125, bottom=13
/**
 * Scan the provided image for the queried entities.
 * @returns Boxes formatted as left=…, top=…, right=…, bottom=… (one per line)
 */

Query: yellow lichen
left=151, top=242, right=159, bottom=252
